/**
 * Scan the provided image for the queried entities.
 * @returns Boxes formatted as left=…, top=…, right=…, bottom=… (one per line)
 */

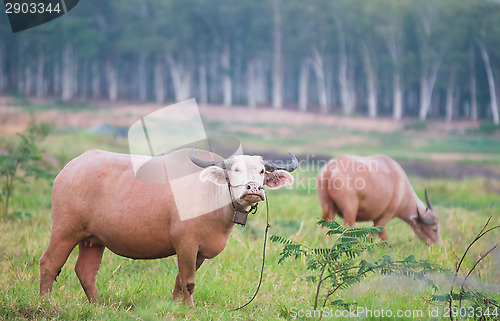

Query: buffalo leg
left=40, top=236, right=78, bottom=296
left=373, top=217, right=391, bottom=241
left=172, top=252, right=205, bottom=306
left=334, top=196, right=359, bottom=228
left=75, top=241, right=105, bottom=303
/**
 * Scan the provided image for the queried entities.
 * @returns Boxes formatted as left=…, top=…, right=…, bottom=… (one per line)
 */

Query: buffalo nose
left=246, top=182, right=262, bottom=192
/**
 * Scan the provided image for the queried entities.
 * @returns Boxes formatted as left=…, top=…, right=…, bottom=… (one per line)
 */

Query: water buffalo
left=40, top=148, right=298, bottom=306
left=316, top=154, right=441, bottom=246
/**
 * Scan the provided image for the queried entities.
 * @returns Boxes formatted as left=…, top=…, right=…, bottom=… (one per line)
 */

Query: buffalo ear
left=199, top=166, right=226, bottom=185
left=264, top=170, right=294, bottom=189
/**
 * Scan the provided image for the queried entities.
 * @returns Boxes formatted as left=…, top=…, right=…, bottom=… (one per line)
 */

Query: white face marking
left=226, top=156, right=266, bottom=205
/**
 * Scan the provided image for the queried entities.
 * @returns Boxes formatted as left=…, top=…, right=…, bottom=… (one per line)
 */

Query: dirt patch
left=398, top=160, right=500, bottom=180
left=0, top=97, right=484, bottom=135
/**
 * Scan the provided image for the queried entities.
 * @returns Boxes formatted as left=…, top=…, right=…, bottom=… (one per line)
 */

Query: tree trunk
left=17, top=42, right=26, bottom=93
left=470, top=48, right=478, bottom=121
left=91, top=61, right=100, bottom=99
left=80, top=59, right=88, bottom=98
left=348, top=63, right=357, bottom=114
left=198, top=62, right=208, bottom=105
left=72, top=56, right=78, bottom=98
left=362, top=42, right=377, bottom=118
left=154, top=55, right=165, bottom=104
left=312, top=47, right=328, bottom=114
left=61, top=43, right=74, bottom=101
left=53, top=63, right=61, bottom=96
left=0, top=43, right=4, bottom=93
left=392, top=71, right=403, bottom=120
left=166, top=54, right=191, bottom=102
left=234, top=55, right=243, bottom=104
left=477, top=41, right=499, bottom=125
left=247, top=59, right=256, bottom=108
left=106, top=58, right=118, bottom=102
left=325, top=64, right=335, bottom=110
left=24, top=62, right=32, bottom=97
left=298, top=58, right=310, bottom=112
left=418, top=54, right=443, bottom=121
left=445, top=69, right=457, bottom=123
left=255, top=57, right=267, bottom=105
left=221, top=44, right=232, bottom=107
left=138, top=53, right=147, bottom=102
left=208, top=52, right=219, bottom=103
left=35, top=51, right=44, bottom=98
left=335, top=17, right=353, bottom=115
left=272, top=0, right=283, bottom=109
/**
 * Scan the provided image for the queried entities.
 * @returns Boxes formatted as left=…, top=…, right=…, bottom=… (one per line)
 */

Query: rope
left=230, top=196, right=270, bottom=312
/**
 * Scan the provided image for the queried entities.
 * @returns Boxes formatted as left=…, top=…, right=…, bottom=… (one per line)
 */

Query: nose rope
left=230, top=192, right=270, bottom=312
left=224, top=173, right=269, bottom=311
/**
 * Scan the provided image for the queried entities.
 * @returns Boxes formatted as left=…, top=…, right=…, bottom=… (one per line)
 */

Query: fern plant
left=271, top=219, right=442, bottom=310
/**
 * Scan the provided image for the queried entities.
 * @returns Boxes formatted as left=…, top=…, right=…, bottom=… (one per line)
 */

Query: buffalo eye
left=260, top=169, right=265, bottom=174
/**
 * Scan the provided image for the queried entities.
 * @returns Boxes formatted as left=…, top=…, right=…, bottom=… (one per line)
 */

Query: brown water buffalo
left=40, top=148, right=297, bottom=306
left=316, top=154, right=441, bottom=246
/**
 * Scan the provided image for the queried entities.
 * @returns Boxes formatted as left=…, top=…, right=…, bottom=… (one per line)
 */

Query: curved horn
left=189, top=148, right=227, bottom=169
left=425, top=189, right=433, bottom=211
left=416, top=206, right=434, bottom=225
left=264, top=152, right=299, bottom=172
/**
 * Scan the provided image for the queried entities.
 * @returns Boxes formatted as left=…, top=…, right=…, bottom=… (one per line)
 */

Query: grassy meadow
left=1, top=101, right=500, bottom=320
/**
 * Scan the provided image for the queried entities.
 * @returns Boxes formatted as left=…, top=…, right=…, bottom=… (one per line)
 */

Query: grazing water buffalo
left=40, top=148, right=297, bottom=306
left=316, top=154, right=441, bottom=246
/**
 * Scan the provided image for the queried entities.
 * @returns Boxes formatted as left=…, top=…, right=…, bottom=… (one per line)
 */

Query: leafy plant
left=478, top=121, right=499, bottom=135
left=432, top=217, right=500, bottom=321
left=404, top=120, right=428, bottom=131
left=271, top=219, right=442, bottom=310
left=0, top=117, right=53, bottom=220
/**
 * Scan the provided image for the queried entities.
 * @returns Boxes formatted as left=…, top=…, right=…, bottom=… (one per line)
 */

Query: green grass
left=1, top=174, right=499, bottom=320
left=1, top=113, right=500, bottom=320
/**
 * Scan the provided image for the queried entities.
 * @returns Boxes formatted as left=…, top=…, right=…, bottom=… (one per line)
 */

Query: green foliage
left=271, top=219, right=443, bottom=310
left=404, top=120, right=428, bottom=131
left=0, top=117, right=53, bottom=220
left=478, top=121, right=500, bottom=135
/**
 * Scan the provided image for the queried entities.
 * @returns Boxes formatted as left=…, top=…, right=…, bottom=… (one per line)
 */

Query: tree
left=413, top=0, right=449, bottom=121
left=271, top=0, right=283, bottom=110
left=0, top=118, right=52, bottom=220
left=370, top=0, right=410, bottom=120
left=472, top=0, right=500, bottom=125
left=1, top=0, right=500, bottom=123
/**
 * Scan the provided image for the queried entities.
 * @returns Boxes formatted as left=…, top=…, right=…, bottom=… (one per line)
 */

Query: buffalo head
left=190, top=149, right=298, bottom=207
left=412, top=190, right=442, bottom=246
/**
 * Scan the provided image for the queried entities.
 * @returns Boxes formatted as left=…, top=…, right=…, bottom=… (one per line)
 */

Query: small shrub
left=271, top=219, right=442, bottom=310
left=478, top=121, right=499, bottom=135
left=0, top=117, right=53, bottom=220
left=404, top=120, right=428, bottom=131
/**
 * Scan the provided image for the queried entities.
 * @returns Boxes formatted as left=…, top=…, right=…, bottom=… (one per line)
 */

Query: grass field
left=1, top=101, right=499, bottom=320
